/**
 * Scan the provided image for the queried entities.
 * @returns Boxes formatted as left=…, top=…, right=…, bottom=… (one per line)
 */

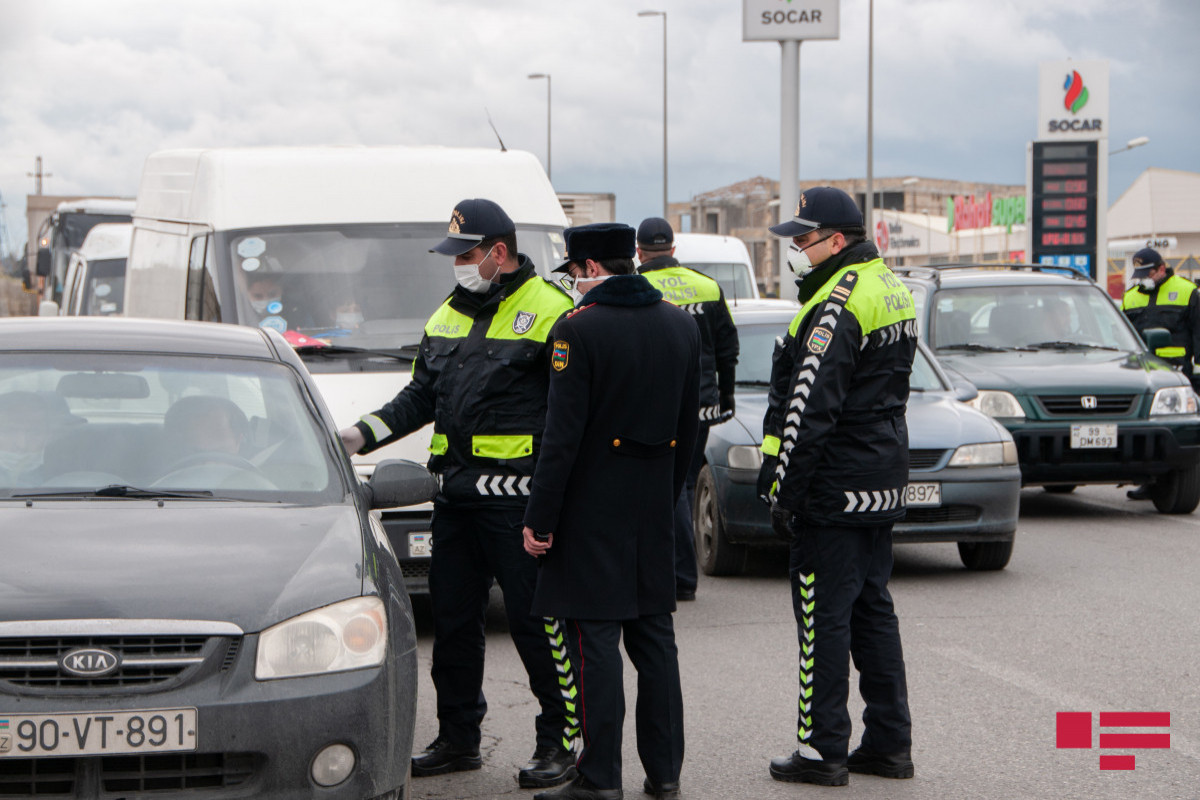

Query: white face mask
left=0, top=449, right=42, bottom=477
left=250, top=296, right=282, bottom=315
left=336, top=311, right=364, bottom=329
left=786, top=234, right=831, bottom=279
left=453, top=245, right=497, bottom=293
left=1138, top=277, right=1157, bottom=291
left=569, top=273, right=610, bottom=305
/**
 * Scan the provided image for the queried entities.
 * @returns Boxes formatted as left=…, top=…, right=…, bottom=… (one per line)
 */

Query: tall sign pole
left=743, top=0, right=839, bottom=300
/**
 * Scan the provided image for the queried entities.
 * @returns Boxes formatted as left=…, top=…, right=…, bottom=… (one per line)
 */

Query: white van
left=124, top=145, right=568, bottom=591
left=60, top=222, right=131, bottom=316
left=671, top=232, right=759, bottom=302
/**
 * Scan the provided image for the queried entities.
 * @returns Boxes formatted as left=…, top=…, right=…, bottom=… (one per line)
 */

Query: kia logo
left=59, top=647, right=120, bottom=678
left=1081, top=396, right=1098, bottom=410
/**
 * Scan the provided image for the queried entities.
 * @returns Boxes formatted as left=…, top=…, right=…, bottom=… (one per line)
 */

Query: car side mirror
left=952, top=380, right=978, bottom=403
left=36, top=247, right=51, bottom=277
left=1141, top=327, right=1171, bottom=353
left=360, top=459, right=438, bottom=509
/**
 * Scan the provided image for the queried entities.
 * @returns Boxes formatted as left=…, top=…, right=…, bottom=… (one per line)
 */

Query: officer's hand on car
left=757, top=455, right=779, bottom=506
left=770, top=503, right=794, bottom=543
left=523, top=525, right=553, bottom=557
left=339, top=426, right=366, bottom=455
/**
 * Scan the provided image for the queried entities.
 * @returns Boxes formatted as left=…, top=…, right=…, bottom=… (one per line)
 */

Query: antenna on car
left=485, top=108, right=507, bottom=152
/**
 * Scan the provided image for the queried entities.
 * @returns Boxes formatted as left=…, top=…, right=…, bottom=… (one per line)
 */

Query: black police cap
left=636, top=216, right=674, bottom=249
left=769, top=186, right=864, bottom=238
left=430, top=198, right=516, bottom=256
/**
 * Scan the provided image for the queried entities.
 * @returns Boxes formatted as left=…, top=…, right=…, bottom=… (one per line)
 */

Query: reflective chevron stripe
left=842, top=488, right=904, bottom=513
left=543, top=618, right=581, bottom=751
left=680, top=303, right=705, bottom=315
left=699, top=404, right=723, bottom=421
left=474, top=475, right=532, bottom=496
left=864, top=318, right=918, bottom=350
left=796, top=571, right=821, bottom=759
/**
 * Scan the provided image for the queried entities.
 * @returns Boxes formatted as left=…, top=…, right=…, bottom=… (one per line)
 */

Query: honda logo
left=1081, top=396, right=1098, bottom=410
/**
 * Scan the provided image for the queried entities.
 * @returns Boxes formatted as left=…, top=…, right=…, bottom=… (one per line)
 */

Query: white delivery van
left=124, top=145, right=568, bottom=592
left=60, top=222, right=131, bottom=316
left=671, top=232, right=759, bottom=302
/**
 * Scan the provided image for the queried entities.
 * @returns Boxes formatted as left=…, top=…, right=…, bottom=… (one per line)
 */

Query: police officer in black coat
left=523, top=223, right=700, bottom=800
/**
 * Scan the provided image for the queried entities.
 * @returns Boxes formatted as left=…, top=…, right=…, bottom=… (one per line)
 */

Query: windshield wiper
left=12, top=485, right=215, bottom=500
left=736, top=380, right=771, bottom=387
left=293, top=344, right=418, bottom=362
left=938, top=343, right=1008, bottom=352
left=1025, top=340, right=1120, bottom=351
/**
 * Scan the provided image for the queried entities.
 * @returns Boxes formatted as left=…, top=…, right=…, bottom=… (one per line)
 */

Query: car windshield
left=0, top=353, right=345, bottom=503
left=928, top=284, right=1143, bottom=352
left=220, top=223, right=564, bottom=351
left=682, top=262, right=756, bottom=301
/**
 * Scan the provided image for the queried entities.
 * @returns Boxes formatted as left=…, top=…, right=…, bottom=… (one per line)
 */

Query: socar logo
left=1063, top=70, right=1089, bottom=114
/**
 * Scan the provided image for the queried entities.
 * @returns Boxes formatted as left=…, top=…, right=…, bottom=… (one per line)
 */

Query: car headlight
left=256, top=596, right=386, bottom=680
left=948, top=441, right=1018, bottom=467
left=1150, top=386, right=1199, bottom=416
left=727, top=445, right=762, bottom=470
left=965, top=390, right=1025, bottom=419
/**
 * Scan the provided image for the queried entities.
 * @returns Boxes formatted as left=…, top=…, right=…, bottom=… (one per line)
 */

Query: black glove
left=718, top=392, right=735, bottom=423
left=757, top=455, right=779, bottom=506
left=770, top=504, right=794, bottom=542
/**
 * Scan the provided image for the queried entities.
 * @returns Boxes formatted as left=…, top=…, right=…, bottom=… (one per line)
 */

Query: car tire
left=1043, top=484, right=1076, bottom=494
left=1150, top=463, right=1200, bottom=514
left=694, top=464, right=747, bottom=576
left=957, top=539, right=1013, bottom=571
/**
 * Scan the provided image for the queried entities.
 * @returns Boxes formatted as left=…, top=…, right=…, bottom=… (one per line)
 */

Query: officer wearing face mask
left=337, top=198, right=578, bottom=790
left=758, top=187, right=916, bottom=787
left=1121, top=247, right=1200, bottom=384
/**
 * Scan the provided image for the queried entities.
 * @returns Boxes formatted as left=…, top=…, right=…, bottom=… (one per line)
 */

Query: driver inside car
left=164, top=395, right=249, bottom=460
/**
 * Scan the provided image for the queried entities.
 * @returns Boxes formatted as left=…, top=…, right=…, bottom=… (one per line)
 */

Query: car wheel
left=1043, top=484, right=1076, bottom=494
left=1150, top=463, right=1200, bottom=514
left=693, top=464, right=746, bottom=576
left=957, top=540, right=1013, bottom=571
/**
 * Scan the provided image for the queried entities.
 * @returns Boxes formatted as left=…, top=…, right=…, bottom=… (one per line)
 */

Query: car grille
left=1036, top=393, right=1138, bottom=417
left=0, top=752, right=260, bottom=796
left=401, top=560, right=431, bottom=581
left=1015, top=429, right=1170, bottom=465
left=902, top=505, right=980, bottom=524
left=909, top=449, right=949, bottom=470
left=0, top=636, right=238, bottom=695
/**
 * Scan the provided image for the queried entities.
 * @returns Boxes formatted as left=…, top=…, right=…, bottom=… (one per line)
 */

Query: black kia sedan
left=0, top=317, right=432, bottom=799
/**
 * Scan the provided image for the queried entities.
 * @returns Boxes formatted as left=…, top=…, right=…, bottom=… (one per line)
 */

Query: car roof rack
left=891, top=262, right=1094, bottom=287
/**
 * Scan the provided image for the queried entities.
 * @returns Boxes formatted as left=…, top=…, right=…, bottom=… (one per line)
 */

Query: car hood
left=720, top=389, right=1006, bottom=449
left=0, top=502, right=365, bottom=632
left=935, top=349, right=1185, bottom=394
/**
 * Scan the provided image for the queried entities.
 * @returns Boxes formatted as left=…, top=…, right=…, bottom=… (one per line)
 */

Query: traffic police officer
left=1121, top=247, right=1200, bottom=383
left=338, top=198, right=579, bottom=788
left=523, top=223, right=700, bottom=800
left=636, top=217, right=739, bottom=601
left=758, top=187, right=916, bottom=787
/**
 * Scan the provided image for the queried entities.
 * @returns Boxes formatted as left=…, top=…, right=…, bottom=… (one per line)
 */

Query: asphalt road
left=406, top=485, right=1200, bottom=800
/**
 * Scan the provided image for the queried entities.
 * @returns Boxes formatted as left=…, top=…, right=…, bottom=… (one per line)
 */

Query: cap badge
left=800, top=194, right=807, bottom=208
left=449, top=209, right=466, bottom=235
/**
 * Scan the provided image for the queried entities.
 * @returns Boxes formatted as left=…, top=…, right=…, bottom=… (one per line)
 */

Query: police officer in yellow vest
left=636, top=217, right=739, bottom=602
left=758, top=187, right=915, bottom=787
left=339, top=199, right=579, bottom=789
left=1122, top=247, right=1200, bottom=384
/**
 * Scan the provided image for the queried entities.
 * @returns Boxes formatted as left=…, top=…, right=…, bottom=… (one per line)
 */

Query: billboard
left=743, top=0, right=840, bottom=41
left=1037, top=60, right=1109, bottom=141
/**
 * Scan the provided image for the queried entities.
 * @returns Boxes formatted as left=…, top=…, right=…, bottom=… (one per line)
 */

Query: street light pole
left=1109, top=135, right=1149, bottom=156
left=527, top=73, right=551, bottom=181
left=639, top=10, right=668, bottom=218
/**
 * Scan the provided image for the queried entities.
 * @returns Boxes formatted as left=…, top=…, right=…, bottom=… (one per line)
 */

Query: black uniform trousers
left=788, top=520, right=911, bottom=761
left=672, top=423, right=710, bottom=594
left=428, top=503, right=570, bottom=751
left=567, top=615, right=684, bottom=789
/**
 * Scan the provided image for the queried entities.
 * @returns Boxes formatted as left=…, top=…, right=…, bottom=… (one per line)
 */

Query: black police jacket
left=353, top=257, right=573, bottom=507
left=1121, top=270, right=1200, bottom=370
left=760, top=241, right=917, bottom=527
left=524, top=274, right=700, bottom=620
left=638, top=255, right=739, bottom=420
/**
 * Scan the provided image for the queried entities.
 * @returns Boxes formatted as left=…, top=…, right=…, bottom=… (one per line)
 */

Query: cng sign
left=743, top=0, right=840, bottom=41
left=1038, top=60, right=1109, bottom=140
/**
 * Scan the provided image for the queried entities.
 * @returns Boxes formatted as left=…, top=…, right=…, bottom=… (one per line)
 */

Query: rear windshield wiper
left=293, top=344, right=418, bottom=362
left=12, top=485, right=215, bottom=500
left=1026, top=340, right=1120, bottom=351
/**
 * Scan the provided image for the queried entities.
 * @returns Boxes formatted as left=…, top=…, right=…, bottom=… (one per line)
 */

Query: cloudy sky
left=0, top=0, right=1196, bottom=251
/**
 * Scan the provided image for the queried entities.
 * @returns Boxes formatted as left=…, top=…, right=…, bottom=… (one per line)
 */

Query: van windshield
left=679, top=262, right=756, bottom=301
left=219, top=223, right=565, bottom=351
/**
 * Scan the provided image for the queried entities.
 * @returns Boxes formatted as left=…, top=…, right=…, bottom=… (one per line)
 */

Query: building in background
left=557, top=192, right=616, bottom=227
left=1106, top=168, right=1200, bottom=296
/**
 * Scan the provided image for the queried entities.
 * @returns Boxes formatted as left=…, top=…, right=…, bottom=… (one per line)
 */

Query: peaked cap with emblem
left=769, top=186, right=864, bottom=238
left=430, top=198, right=516, bottom=256
left=1130, top=247, right=1164, bottom=279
